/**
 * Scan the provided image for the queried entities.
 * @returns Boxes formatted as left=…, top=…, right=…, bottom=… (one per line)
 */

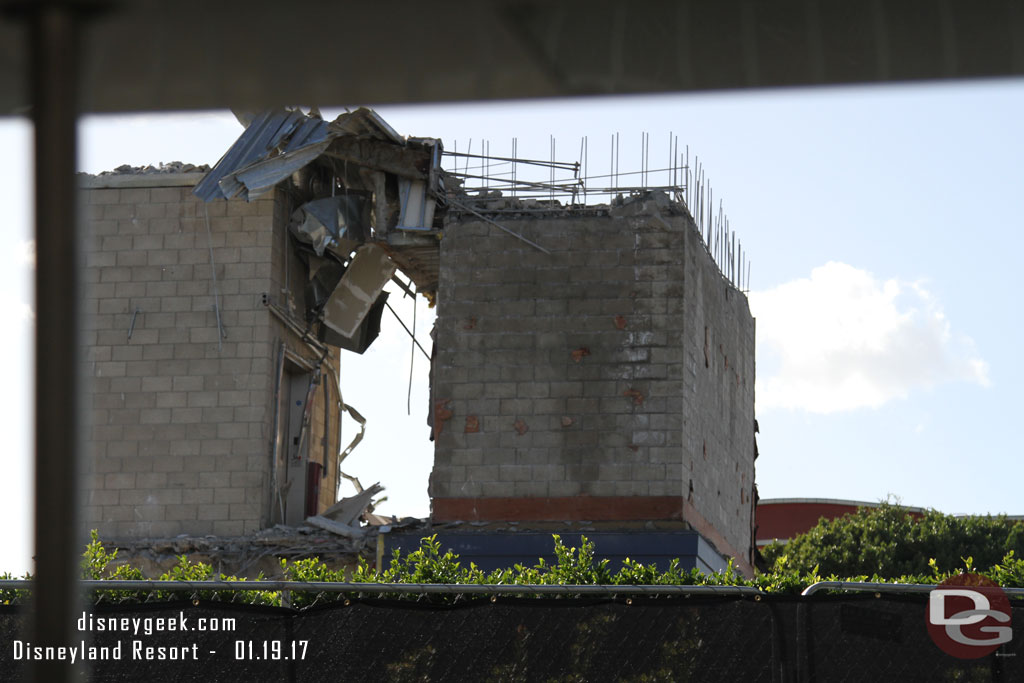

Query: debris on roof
left=304, top=515, right=365, bottom=540
left=105, top=487, right=414, bottom=578
left=99, top=161, right=210, bottom=175
left=107, top=525, right=371, bottom=579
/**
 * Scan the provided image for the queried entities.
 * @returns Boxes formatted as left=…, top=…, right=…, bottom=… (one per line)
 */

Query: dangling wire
left=407, top=291, right=417, bottom=415
left=204, top=204, right=226, bottom=350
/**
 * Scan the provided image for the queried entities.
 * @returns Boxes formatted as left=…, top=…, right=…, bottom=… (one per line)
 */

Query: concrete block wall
left=430, top=197, right=756, bottom=563
left=81, top=173, right=342, bottom=539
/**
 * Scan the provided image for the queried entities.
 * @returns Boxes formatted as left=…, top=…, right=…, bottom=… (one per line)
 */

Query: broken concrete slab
left=304, top=515, right=366, bottom=541
left=320, top=483, right=384, bottom=527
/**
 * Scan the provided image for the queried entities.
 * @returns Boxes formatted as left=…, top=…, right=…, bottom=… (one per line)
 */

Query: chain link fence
left=0, top=584, right=1020, bottom=681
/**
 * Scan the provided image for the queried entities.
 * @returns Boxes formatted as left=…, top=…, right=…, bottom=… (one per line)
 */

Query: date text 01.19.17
left=234, top=640, right=309, bottom=661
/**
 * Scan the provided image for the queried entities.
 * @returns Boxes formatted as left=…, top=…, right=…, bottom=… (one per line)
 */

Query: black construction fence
left=0, top=588, right=1021, bottom=682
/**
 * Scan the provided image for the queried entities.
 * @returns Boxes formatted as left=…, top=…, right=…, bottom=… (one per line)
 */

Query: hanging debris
left=194, top=106, right=446, bottom=355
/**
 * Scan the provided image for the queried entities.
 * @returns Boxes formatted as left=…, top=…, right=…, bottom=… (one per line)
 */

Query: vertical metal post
left=29, top=3, right=82, bottom=682
left=615, top=132, right=619, bottom=190
left=511, top=137, right=517, bottom=197
left=549, top=134, right=554, bottom=203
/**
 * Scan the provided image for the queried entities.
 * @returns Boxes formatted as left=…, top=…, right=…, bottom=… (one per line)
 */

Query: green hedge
left=3, top=525, right=1021, bottom=608
left=762, top=502, right=1024, bottom=578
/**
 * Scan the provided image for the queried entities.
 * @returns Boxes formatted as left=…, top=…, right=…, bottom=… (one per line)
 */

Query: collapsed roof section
left=194, top=107, right=443, bottom=355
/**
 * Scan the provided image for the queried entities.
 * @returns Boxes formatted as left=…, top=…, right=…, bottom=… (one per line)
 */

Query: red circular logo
left=926, top=573, right=1012, bottom=659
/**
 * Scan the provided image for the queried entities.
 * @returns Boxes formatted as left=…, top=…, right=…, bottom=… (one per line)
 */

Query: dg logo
left=927, top=574, right=1012, bottom=659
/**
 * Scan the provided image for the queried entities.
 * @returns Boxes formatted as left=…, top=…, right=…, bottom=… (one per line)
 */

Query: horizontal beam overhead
left=1, top=0, right=1023, bottom=115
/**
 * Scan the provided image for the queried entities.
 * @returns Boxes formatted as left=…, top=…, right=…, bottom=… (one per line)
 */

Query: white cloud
left=0, top=294, right=34, bottom=324
left=17, top=302, right=33, bottom=322
left=749, top=262, right=989, bottom=414
left=19, top=240, right=35, bottom=268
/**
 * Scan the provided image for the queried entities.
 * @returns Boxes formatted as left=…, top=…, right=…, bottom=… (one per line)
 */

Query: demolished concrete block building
left=80, top=109, right=438, bottom=574
left=422, top=193, right=756, bottom=575
left=81, top=107, right=757, bottom=577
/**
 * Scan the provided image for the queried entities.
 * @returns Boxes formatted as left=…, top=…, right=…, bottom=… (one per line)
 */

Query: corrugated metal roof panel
left=193, top=109, right=310, bottom=201
left=282, top=115, right=330, bottom=153
left=219, top=140, right=331, bottom=201
left=194, top=107, right=426, bottom=203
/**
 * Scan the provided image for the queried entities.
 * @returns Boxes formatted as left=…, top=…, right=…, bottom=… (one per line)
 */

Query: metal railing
left=8, top=579, right=1024, bottom=601
left=0, top=579, right=763, bottom=597
left=802, top=580, right=1024, bottom=597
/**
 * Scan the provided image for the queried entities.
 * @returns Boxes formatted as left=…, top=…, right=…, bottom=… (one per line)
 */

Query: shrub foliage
left=761, top=502, right=1024, bottom=578
left=2, top=522, right=1021, bottom=607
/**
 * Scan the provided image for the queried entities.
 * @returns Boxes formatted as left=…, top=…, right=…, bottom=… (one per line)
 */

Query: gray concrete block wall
left=677, top=211, right=757, bottom=555
left=80, top=174, right=327, bottom=539
left=431, top=199, right=755, bottom=558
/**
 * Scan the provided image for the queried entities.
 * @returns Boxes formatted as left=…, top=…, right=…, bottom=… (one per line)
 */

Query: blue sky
left=1, top=78, right=1022, bottom=573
